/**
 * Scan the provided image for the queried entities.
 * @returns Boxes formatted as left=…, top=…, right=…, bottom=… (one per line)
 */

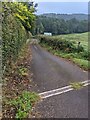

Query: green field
left=54, top=32, right=88, bottom=51
left=39, top=32, right=89, bottom=70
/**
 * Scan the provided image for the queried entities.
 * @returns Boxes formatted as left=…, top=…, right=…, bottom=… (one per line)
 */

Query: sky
left=35, top=2, right=88, bottom=15
left=34, top=0, right=89, bottom=2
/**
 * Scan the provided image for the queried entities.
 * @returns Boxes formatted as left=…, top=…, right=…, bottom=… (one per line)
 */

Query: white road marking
left=39, top=85, right=72, bottom=96
left=39, top=80, right=90, bottom=99
left=40, top=88, right=73, bottom=99
left=83, top=83, right=89, bottom=87
left=81, top=80, right=90, bottom=84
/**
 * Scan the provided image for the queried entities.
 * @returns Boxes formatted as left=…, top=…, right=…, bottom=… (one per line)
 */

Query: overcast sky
left=35, top=2, right=88, bottom=15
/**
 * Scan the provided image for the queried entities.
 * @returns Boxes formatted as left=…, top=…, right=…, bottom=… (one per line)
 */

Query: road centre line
left=40, top=88, right=73, bottom=99
left=39, top=80, right=90, bottom=99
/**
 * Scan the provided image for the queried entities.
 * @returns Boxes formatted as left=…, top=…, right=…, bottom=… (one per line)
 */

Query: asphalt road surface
left=31, top=44, right=89, bottom=118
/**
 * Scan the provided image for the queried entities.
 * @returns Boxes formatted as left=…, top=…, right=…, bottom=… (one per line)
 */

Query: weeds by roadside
left=2, top=43, right=39, bottom=118
left=70, top=82, right=84, bottom=90
left=8, top=91, right=39, bottom=118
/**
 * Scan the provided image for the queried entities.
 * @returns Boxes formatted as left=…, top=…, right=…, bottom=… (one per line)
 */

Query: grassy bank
left=38, top=32, right=89, bottom=70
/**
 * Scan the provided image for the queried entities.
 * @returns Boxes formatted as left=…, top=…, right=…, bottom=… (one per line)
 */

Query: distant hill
left=39, top=13, right=88, bottom=21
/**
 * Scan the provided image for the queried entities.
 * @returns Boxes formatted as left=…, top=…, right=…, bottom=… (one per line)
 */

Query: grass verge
left=8, top=91, right=40, bottom=118
left=40, top=43, right=89, bottom=70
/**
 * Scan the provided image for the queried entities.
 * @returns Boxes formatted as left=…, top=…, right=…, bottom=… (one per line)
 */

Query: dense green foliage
left=35, top=15, right=88, bottom=35
left=2, top=2, right=36, bottom=71
left=38, top=32, right=89, bottom=70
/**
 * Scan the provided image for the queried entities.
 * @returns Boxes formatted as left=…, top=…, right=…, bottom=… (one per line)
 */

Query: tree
left=35, top=15, right=88, bottom=35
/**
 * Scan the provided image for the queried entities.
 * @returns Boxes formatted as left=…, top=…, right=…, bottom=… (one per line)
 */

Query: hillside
left=35, top=14, right=88, bottom=35
left=39, top=13, right=88, bottom=21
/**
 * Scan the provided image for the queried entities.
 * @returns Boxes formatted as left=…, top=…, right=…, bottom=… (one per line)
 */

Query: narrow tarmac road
left=31, top=44, right=88, bottom=118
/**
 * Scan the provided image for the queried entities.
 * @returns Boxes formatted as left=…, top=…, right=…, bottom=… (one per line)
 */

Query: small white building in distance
left=44, top=32, right=52, bottom=36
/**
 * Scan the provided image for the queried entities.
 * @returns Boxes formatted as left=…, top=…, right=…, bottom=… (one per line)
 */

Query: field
left=54, top=32, right=88, bottom=51
left=38, top=32, right=89, bottom=70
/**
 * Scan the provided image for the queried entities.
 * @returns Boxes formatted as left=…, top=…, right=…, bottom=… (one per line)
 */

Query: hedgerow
left=2, top=2, right=35, bottom=73
left=38, top=35, right=84, bottom=53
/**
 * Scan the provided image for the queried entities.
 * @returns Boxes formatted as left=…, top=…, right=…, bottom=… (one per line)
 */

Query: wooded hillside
left=34, top=15, right=88, bottom=35
left=40, top=13, right=88, bottom=21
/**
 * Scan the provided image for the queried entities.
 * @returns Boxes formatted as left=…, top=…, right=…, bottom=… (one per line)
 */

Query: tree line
left=40, top=13, right=88, bottom=21
left=34, top=16, right=88, bottom=35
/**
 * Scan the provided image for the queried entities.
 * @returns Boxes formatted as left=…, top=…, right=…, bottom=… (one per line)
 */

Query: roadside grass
left=72, top=58, right=89, bottom=70
left=40, top=42, right=89, bottom=70
left=18, top=67, right=28, bottom=77
left=8, top=91, right=40, bottom=118
left=70, top=82, right=84, bottom=90
left=54, top=32, right=88, bottom=51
